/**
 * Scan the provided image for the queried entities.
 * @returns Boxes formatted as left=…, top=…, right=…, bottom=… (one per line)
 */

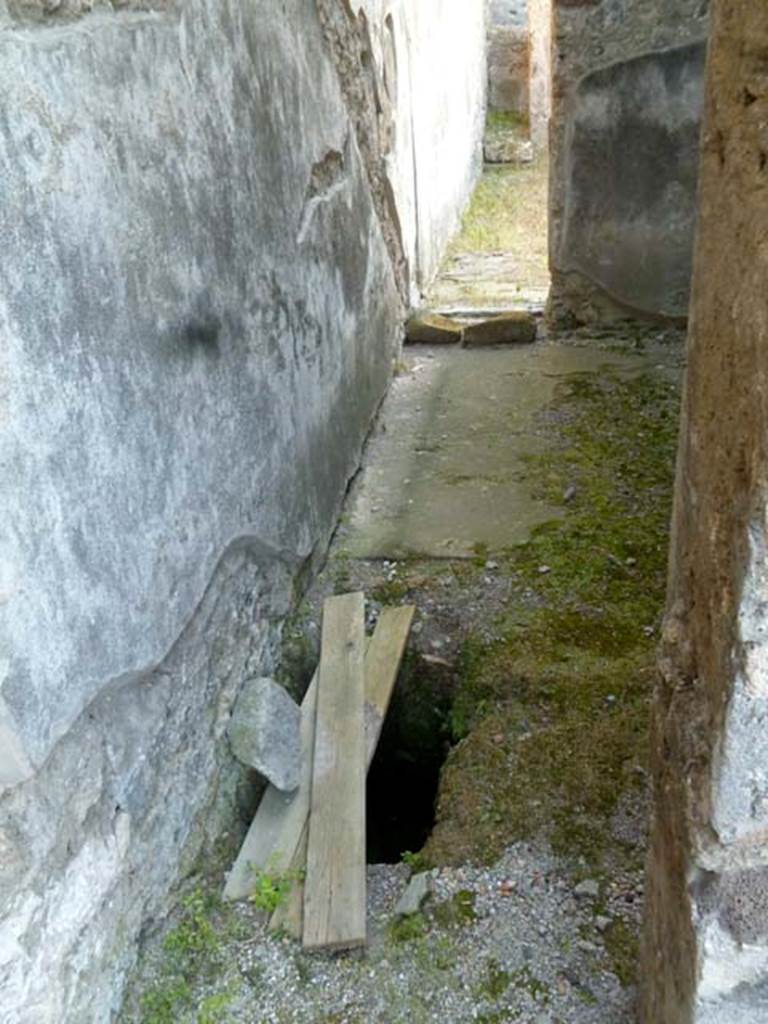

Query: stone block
left=405, top=312, right=464, bottom=345
left=463, top=312, right=537, bottom=346
left=484, top=134, right=534, bottom=165
left=394, top=871, right=432, bottom=917
left=227, top=678, right=301, bottom=793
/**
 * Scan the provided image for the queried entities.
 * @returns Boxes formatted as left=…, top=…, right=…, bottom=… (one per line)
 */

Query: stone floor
left=341, top=341, right=659, bottom=561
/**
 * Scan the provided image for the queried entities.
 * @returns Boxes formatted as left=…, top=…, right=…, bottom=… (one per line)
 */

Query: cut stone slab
left=394, top=872, right=432, bottom=917
left=484, top=136, right=534, bottom=165
left=405, top=311, right=464, bottom=345
left=227, top=677, right=301, bottom=792
left=463, top=311, right=537, bottom=347
left=339, top=343, right=656, bottom=560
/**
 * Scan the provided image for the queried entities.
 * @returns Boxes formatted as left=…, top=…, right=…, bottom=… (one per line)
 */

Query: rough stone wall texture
left=488, top=25, right=531, bottom=116
left=528, top=0, right=552, bottom=149
left=0, top=0, right=484, bottom=1020
left=549, top=0, right=711, bottom=324
left=641, top=2, right=768, bottom=1021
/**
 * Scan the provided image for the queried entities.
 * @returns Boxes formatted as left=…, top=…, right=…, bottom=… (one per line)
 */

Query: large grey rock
left=394, top=872, right=433, bottom=917
left=228, top=678, right=301, bottom=792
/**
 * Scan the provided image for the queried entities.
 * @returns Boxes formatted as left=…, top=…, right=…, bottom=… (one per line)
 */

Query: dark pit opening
left=366, top=652, right=455, bottom=864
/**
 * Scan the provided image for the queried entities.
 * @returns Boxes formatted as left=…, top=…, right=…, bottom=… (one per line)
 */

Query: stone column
left=641, top=3, right=768, bottom=1021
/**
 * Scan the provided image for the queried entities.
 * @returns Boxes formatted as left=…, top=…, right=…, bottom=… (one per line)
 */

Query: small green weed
left=198, top=987, right=237, bottom=1024
left=482, top=958, right=512, bottom=1000
left=250, top=865, right=304, bottom=914
left=388, top=911, right=429, bottom=943
left=137, top=885, right=236, bottom=1023
left=431, top=889, right=477, bottom=929
left=140, top=979, right=192, bottom=1024
left=401, top=849, right=428, bottom=874
left=163, top=889, right=220, bottom=970
left=511, top=965, right=550, bottom=1004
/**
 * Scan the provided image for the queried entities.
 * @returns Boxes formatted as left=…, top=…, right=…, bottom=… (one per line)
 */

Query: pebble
left=574, top=879, right=600, bottom=899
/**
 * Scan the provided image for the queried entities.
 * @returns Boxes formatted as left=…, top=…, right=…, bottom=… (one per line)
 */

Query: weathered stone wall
left=549, top=0, right=711, bottom=324
left=642, top=3, right=768, bottom=1020
left=488, top=23, right=531, bottom=116
left=0, top=0, right=484, bottom=1020
left=488, top=0, right=530, bottom=118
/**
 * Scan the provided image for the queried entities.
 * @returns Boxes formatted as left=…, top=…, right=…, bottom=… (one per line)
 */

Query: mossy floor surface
left=123, top=323, right=684, bottom=1024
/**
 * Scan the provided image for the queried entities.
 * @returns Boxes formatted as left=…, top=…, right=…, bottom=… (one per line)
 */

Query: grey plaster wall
left=557, top=43, right=706, bottom=319
left=0, top=0, right=399, bottom=790
left=549, top=0, right=711, bottom=323
left=314, top=0, right=486, bottom=300
left=361, top=0, right=486, bottom=295
left=0, top=0, right=401, bottom=1003
left=0, top=0, right=486, bottom=1019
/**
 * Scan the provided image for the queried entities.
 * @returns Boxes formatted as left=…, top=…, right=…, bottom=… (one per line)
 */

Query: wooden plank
left=225, top=605, right=415, bottom=923
left=303, top=592, right=367, bottom=950
left=222, top=674, right=318, bottom=902
left=273, top=605, right=414, bottom=937
left=362, top=604, right=416, bottom=761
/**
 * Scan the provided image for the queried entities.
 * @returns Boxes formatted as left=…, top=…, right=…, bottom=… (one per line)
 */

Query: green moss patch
left=425, top=367, right=680, bottom=870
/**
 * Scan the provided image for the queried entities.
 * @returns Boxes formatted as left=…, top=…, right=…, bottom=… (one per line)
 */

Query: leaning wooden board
left=271, top=604, right=414, bottom=938
left=302, top=592, right=367, bottom=950
left=223, top=605, right=415, bottom=920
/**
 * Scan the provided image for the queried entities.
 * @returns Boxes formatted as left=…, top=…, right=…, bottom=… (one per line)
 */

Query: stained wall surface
left=549, top=0, right=710, bottom=323
left=0, top=1, right=485, bottom=1020
left=360, top=0, right=487, bottom=293
left=642, top=3, right=768, bottom=1020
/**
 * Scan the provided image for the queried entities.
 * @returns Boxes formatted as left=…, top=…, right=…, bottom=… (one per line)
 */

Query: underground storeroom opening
left=4, top=1, right=762, bottom=1023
